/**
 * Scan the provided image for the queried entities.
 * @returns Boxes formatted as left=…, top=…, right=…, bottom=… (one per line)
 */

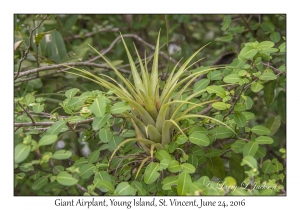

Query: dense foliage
left=14, top=14, right=286, bottom=196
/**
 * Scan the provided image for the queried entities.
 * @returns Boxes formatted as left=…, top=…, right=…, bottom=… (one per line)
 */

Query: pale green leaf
left=14, top=143, right=31, bottom=163
left=52, top=150, right=72, bottom=160
left=89, top=96, right=106, bottom=117
left=56, top=172, right=78, bottom=186
left=38, top=135, right=58, bottom=146
left=251, top=125, right=270, bottom=135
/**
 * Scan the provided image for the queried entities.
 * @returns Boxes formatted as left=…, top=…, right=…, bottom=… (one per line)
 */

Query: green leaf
left=206, top=85, right=226, bottom=98
left=257, top=41, right=275, bottom=50
left=242, top=111, right=255, bottom=121
left=189, top=132, right=210, bottom=146
left=144, top=162, right=161, bottom=184
left=24, top=94, right=35, bottom=105
left=278, top=42, right=286, bottom=52
left=177, top=172, right=192, bottom=195
left=220, top=34, right=233, bottom=42
left=44, top=31, right=67, bottom=63
left=65, top=88, right=79, bottom=98
left=255, top=136, right=273, bottom=145
left=162, top=176, right=178, bottom=190
left=266, top=116, right=281, bottom=136
left=80, top=163, right=96, bottom=179
left=131, top=181, right=147, bottom=195
left=108, top=135, right=122, bottom=150
left=168, top=160, right=182, bottom=173
left=38, top=135, right=58, bottom=146
left=272, top=158, right=283, bottom=173
left=114, top=182, right=136, bottom=195
left=207, top=70, right=222, bottom=81
left=209, top=126, right=234, bottom=139
left=233, top=112, right=246, bottom=127
left=155, top=150, right=172, bottom=161
left=32, top=103, right=44, bottom=113
left=241, top=156, right=257, bottom=169
left=212, top=102, right=230, bottom=110
left=255, top=146, right=266, bottom=158
left=87, top=150, right=100, bottom=164
left=89, top=96, right=106, bottom=117
left=181, top=163, right=196, bottom=174
left=160, top=159, right=169, bottom=169
left=277, top=91, right=286, bottom=122
left=259, top=72, right=277, bottom=81
left=56, top=171, right=78, bottom=186
left=207, top=156, right=226, bottom=178
left=176, top=134, right=188, bottom=145
left=52, top=150, right=72, bottom=160
left=270, top=31, right=281, bottom=43
left=251, top=126, right=271, bottom=135
left=98, top=129, right=113, bottom=143
left=231, top=140, right=246, bottom=153
left=262, top=160, right=275, bottom=174
left=110, top=102, right=131, bottom=114
left=243, top=141, right=258, bottom=157
left=264, top=80, right=276, bottom=106
left=92, top=114, right=111, bottom=130
left=14, top=143, right=31, bottom=163
left=46, top=120, right=67, bottom=135
left=221, top=15, right=231, bottom=31
left=260, top=21, right=275, bottom=33
left=251, top=82, right=264, bottom=92
left=239, top=46, right=258, bottom=60
left=187, top=154, right=198, bottom=168
left=223, top=74, right=240, bottom=84
left=193, top=79, right=210, bottom=93
left=229, top=154, right=245, bottom=185
left=32, top=177, right=48, bottom=190
left=96, top=180, right=114, bottom=193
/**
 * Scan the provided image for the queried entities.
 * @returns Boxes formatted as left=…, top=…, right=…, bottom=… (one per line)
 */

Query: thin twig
left=14, top=15, right=48, bottom=80
left=223, top=85, right=245, bottom=119
left=18, top=102, right=36, bottom=125
left=14, top=117, right=94, bottom=128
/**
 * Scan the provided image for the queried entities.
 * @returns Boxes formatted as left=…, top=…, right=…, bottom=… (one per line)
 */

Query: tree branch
left=14, top=118, right=94, bottom=128
left=18, top=102, right=36, bottom=125
left=14, top=15, right=48, bottom=80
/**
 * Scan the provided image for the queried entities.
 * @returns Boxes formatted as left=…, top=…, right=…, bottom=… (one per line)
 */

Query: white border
left=3, top=0, right=298, bottom=209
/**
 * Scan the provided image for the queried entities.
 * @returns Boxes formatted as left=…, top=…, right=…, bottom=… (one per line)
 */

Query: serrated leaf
left=56, top=172, right=78, bottom=186
left=189, top=132, right=210, bottom=146
left=212, top=102, right=230, bottom=110
left=251, top=125, right=270, bottom=135
left=46, top=120, right=67, bottom=135
left=89, top=96, right=106, bottom=117
left=162, top=176, right=178, bottom=190
left=14, top=143, right=31, bottom=163
left=115, top=182, right=136, bottom=195
left=32, top=176, right=48, bottom=190
left=177, top=172, right=192, bottom=195
left=52, top=150, right=72, bottom=160
left=193, top=79, right=210, bottom=93
left=79, top=164, right=96, bottom=179
left=241, top=156, right=257, bottom=169
left=259, top=72, right=277, bottom=81
left=38, top=135, right=58, bottom=146
left=255, top=136, right=273, bottom=145
left=181, top=163, right=195, bottom=174
left=144, top=162, right=161, bottom=184
left=233, top=112, right=246, bottom=127
left=155, top=149, right=172, bottom=161
left=168, top=160, right=182, bottom=173
left=251, top=82, right=264, bottom=92
left=87, top=150, right=100, bottom=164
left=243, top=141, right=258, bottom=157
left=65, top=88, right=79, bottom=98
left=110, top=102, right=131, bottom=114
left=92, top=114, right=111, bottom=130
left=266, top=116, right=281, bottom=136
left=223, top=74, right=240, bottom=84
